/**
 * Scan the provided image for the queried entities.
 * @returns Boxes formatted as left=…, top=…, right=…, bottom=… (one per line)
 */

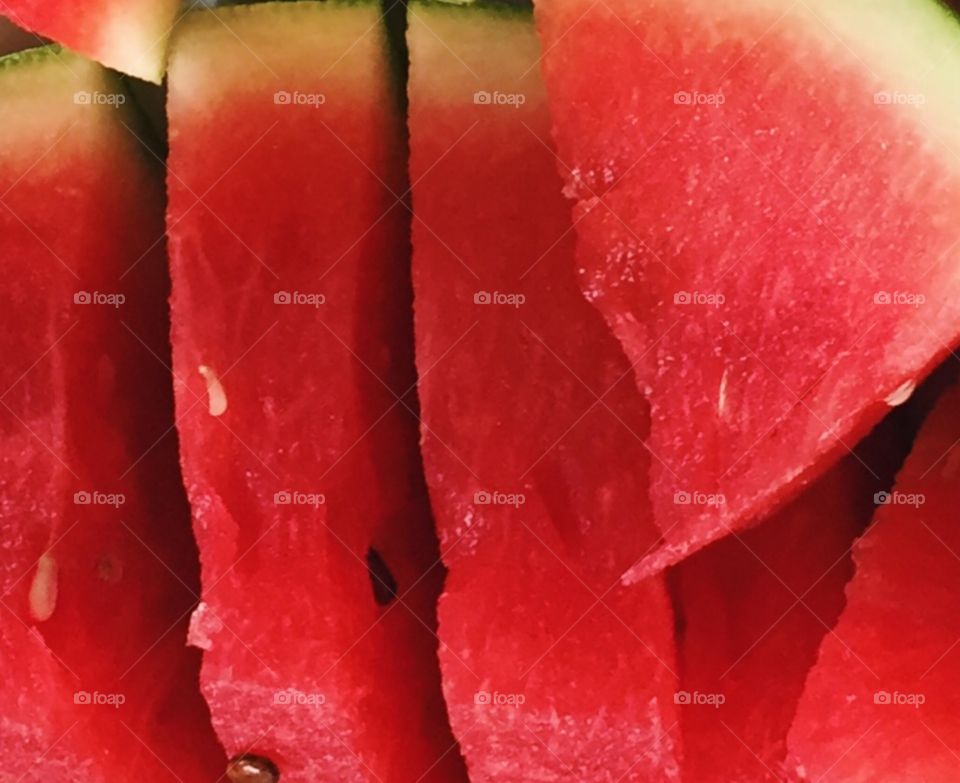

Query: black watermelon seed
left=226, top=754, right=280, bottom=783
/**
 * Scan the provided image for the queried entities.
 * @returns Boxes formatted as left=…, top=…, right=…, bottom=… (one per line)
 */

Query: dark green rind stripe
left=0, top=44, right=65, bottom=71
left=409, top=0, right=531, bottom=16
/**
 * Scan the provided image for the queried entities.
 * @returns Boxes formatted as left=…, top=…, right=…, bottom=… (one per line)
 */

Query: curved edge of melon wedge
left=89, top=1, right=181, bottom=84
left=4, top=0, right=181, bottom=83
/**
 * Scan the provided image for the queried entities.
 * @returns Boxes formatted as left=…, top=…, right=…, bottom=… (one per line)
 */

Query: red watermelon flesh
left=0, top=48, right=223, bottom=781
left=786, top=380, right=960, bottom=780
left=166, top=4, right=466, bottom=781
left=408, top=3, right=679, bottom=780
left=672, top=406, right=915, bottom=782
left=534, top=0, right=960, bottom=579
left=0, top=0, right=180, bottom=82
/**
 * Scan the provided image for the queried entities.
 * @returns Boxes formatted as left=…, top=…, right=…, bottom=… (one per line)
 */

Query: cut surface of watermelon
left=534, top=0, right=960, bottom=578
left=672, top=409, right=913, bottom=782
left=787, top=380, right=960, bottom=780
left=166, top=3, right=466, bottom=781
left=408, top=3, right=679, bottom=780
left=0, top=47, right=223, bottom=782
left=0, top=0, right=181, bottom=82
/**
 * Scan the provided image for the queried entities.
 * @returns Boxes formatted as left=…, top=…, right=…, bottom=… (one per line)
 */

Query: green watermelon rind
left=410, top=0, right=530, bottom=17
left=0, top=44, right=68, bottom=71
left=0, top=44, right=162, bottom=176
left=174, top=0, right=407, bottom=118
left=175, top=0, right=403, bottom=82
left=933, top=0, right=960, bottom=26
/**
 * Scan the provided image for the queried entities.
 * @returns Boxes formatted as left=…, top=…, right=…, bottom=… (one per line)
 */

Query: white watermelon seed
left=198, top=365, right=228, bottom=416
left=884, top=379, right=916, bottom=408
left=28, top=553, right=58, bottom=622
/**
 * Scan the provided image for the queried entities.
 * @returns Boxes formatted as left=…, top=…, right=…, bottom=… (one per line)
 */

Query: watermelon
left=165, top=3, right=465, bottom=781
left=0, top=48, right=222, bottom=781
left=0, top=0, right=181, bottom=82
left=672, top=407, right=914, bottom=782
left=407, top=3, right=679, bottom=779
left=533, top=0, right=960, bottom=579
left=787, top=380, right=960, bottom=780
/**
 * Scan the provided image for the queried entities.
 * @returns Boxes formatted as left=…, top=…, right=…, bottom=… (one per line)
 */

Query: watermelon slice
left=408, top=3, right=679, bottom=779
left=672, top=408, right=914, bottom=782
left=533, top=0, right=960, bottom=578
left=787, top=380, right=960, bottom=780
left=166, top=3, right=466, bottom=781
left=0, top=0, right=181, bottom=82
left=0, top=48, right=222, bottom=781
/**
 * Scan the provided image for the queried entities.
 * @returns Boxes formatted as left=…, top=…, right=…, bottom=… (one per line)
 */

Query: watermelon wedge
left=408, top=3, right=679, bottom=779
left=166, top=3, right=466, bottom=781
left=0, top=0, right=181, bottom=82
left=533, top=0, right=960, bottom=579
left=672, top=408, right=914, bottom=782
left=0, top=48, right=222, bottom=781
left=787, top=380, right=960, bottom=780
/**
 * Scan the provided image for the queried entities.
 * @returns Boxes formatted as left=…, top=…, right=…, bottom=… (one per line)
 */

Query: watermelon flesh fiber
left=534, top=0, right=960, bottom=579
left=0, top=49, right=223, bottom=781
left=408, top=4, right=680, bottom=780
left=788, top=379, right=960, bottom=781
left=166, top=4, right=466, bottom=781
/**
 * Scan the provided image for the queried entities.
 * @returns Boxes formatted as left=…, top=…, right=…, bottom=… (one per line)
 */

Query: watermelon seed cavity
left=365, top=547, right=398, bottom=606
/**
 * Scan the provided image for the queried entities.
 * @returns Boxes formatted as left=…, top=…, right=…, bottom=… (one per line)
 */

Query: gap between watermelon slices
left=671, top=397, right=920, bottom=782
left=786, top=374, right=960, bottom=781
left=533, top=0, right=960, bottom=581
left=0, top=47, right=224, bottom=781
left=408, top=2, right=680, bottom=780
left=166, top=3, right=467, bottom=781
left=0, top=15, right=38, bottom=55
